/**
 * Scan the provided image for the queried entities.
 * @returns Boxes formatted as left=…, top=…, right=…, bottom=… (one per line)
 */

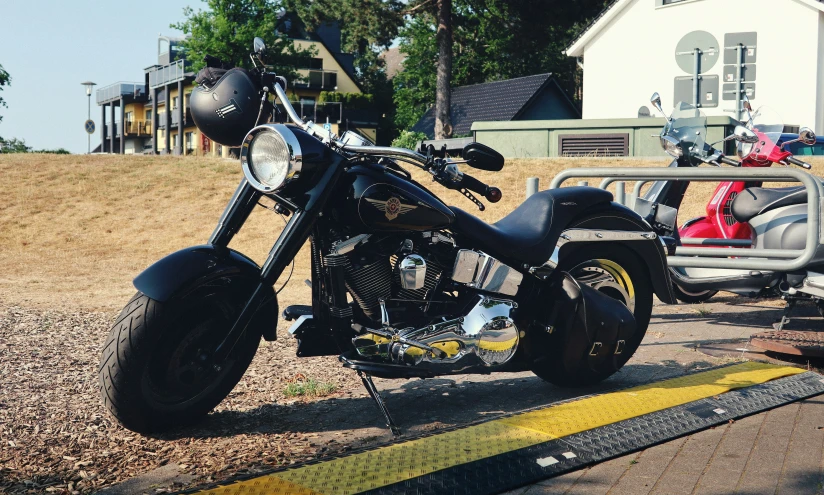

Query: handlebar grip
left=461, top=174, right=501, bottom=203
left=719, top=156, right=741, bottom=166
left=787, top=156, right=812, bottom=169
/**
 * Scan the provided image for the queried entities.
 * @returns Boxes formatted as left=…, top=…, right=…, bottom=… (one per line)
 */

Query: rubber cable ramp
left=183, top=362, right=824, bottom=495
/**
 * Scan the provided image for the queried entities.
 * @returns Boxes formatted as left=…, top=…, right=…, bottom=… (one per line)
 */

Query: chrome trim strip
left=557, top=229, right=658, bottom=244
left=330, top=234, right=371, bottom=256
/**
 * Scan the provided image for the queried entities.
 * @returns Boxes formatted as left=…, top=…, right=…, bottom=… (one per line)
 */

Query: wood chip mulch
left=0, top=305, right=362, bottom=494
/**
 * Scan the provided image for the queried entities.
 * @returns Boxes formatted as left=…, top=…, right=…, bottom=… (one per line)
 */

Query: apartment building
left=95, top=22, right=378, bottom=155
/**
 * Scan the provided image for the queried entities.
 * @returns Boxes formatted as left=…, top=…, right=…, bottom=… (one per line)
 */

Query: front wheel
left=672, top=284, right=717, bottom=304
left=531, top=244, right=653, bottom=387
left=98, top=288, right=261, bottom=434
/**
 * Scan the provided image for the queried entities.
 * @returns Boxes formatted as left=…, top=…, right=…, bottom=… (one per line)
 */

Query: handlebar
left=271, top=74, right=502, bottom=205
left=460, top=173, right=502, bottom=203
left=787, top=156, right=813, bottom=169
left=719, top=156, right=741, bottom=166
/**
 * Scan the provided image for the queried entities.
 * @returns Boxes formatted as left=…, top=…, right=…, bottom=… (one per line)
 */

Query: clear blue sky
left=0, top=0, right=202, bottom=153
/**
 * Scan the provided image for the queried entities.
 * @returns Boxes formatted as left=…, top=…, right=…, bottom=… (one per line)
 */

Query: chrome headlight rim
left=660, top=135, right=683, bottom=158
left=736, top=140, right=754, bottom=160
left=240, top=124, right=303, bottom=193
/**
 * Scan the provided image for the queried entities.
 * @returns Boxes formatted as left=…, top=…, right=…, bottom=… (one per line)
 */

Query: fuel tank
left=341, top=164, right=455, bottom=232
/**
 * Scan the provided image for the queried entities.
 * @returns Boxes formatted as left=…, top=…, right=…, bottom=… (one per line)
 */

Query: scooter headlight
left=241, top=124, right=302, bottom=193
left=736, top=140, right=754, bottom=160
left=660, top=135, right=683, bottom=158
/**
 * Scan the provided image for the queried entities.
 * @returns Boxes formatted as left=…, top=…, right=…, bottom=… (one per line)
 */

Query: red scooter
left=679, top=103, right=809, bottom=245
left=644, top=94, right=816, bottom=302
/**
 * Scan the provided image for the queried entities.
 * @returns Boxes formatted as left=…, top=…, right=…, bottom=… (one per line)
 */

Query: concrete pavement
left=504, top=295, right=824, bottom=495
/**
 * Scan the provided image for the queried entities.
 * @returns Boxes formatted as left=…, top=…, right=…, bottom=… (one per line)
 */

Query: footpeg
left=282, top=304, right=312, bottom=321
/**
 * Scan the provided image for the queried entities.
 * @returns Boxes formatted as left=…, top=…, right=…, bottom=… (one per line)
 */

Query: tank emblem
left=366, top=197, right=417, bottom=221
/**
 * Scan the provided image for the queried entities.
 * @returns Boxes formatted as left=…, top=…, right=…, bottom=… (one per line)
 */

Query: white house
left=566, top=0, right=824, bottom=133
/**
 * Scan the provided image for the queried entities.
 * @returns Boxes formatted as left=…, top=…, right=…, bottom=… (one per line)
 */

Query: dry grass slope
left=2, top=153, right=821, bottom=312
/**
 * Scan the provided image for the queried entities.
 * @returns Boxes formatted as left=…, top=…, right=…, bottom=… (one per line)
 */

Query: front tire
left=532, top=245, right=653, bottom=387
left=672, top=284, right=717, bottom=304
left=99, top=288, right=261, bottom=434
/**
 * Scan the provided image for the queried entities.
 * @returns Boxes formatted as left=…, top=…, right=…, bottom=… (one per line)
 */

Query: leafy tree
left=0, top=63, right=10, bottom=123
left=171, top=0, right=316, bottom=79
left=288, top=0, right=456, bottom=139
left=393, top=14, right=437, bottom=131
left=0, top=137, right=32, bottom=154
left=392, top=0, right=607, bottom=133
left=391, top=130, right=427, bottom=149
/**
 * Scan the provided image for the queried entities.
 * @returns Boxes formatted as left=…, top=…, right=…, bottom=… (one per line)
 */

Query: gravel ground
left=0, top=304, right=362, bottom=494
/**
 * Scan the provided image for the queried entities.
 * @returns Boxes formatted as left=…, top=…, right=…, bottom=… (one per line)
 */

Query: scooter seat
left=449, top=187, right=613, bottom=266
left=730, top=186, right=807, bottom=223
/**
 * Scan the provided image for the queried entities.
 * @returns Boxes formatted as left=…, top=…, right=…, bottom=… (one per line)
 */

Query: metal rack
left=549, top=167, right=823, bottom=271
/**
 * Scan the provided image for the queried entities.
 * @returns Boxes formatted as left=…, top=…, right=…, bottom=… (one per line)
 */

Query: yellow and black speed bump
left=184, top=363, right=824, bottom=495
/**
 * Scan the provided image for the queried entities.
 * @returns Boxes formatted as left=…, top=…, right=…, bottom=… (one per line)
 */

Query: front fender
left=133, top=245, right=278, bottom=340
left=559, top=202, right=677, bottom=304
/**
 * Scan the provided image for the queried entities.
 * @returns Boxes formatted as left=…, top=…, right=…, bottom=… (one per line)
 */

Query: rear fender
left=133, top=245, right=278, bottom=340
left=557, top=202, right=676, bottom=304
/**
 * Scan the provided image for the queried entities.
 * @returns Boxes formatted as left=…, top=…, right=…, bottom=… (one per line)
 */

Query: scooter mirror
left=732, top=125, right=758, bottom=144
left=742, top=94, right=752, bottom=113
left=799, top=127, right=817, bottom=146
left=650, top=92, right=665, bottom=115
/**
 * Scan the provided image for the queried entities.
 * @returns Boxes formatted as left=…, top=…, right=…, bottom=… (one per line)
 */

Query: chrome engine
left=354, top=296, right=520, bottom=373
left=335, top=233, right=522, bottom=373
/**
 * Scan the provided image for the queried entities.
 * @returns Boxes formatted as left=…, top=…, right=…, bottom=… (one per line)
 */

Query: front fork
left=210, top=164, right=344, bottom=364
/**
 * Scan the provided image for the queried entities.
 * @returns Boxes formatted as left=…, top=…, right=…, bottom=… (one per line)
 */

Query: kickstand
left=358, top=371, right=401, bottom=437
left=773, top=298, right=797, bottom=331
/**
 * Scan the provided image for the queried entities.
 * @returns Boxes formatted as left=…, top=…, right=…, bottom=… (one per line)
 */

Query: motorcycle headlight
left=241, top=124, right=302, bottom=193
left=660, top=135, right=683, bottom=158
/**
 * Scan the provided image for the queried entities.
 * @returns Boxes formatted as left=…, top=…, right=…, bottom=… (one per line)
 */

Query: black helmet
left=190, top=67, right=265, bottom=147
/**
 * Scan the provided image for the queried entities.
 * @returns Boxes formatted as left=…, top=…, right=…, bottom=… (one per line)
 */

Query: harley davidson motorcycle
left=98, top=38, right=675, bottom=435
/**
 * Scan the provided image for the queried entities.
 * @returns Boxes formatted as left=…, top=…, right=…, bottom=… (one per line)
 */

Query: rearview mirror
left=732, top=125, right=758, bottom=144
left=650, top=92, right=669, bottom=121
left=799, top=127, right=817, bottom=146
left=462, top=142, right=504, bottom=172
left=253, top=37, right=266, bottom=54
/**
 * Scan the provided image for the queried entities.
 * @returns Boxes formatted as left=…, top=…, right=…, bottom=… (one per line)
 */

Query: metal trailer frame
left=549, top=167, right=823, bottom=271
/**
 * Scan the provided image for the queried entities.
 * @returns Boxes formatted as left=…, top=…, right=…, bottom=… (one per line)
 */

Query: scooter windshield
left=748, top=106, right=784, bottom=162
left=669, top=101, right=708, bottom=160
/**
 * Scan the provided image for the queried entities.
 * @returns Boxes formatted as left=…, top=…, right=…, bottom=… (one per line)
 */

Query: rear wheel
left=672, top=284, right=717, bottom=304
left=531, top=245, right=653, bottom=387
left=98, top=286, right=261, bottom=434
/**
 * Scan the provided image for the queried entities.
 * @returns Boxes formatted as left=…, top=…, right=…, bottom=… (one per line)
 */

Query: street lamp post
left=81, top=81, right=97, bottom=154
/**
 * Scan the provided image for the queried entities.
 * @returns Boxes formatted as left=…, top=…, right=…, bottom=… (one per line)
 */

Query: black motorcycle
left=98, top=39, right=675, bottom=435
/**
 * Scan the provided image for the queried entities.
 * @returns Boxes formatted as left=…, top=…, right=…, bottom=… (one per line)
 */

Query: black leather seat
left=449, top=187, right=613, bottom=266
left=730, top=186, right=807, bottom=223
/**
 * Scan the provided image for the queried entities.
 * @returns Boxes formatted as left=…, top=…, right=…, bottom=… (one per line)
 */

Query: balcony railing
left=277, top=102, right=379, bottom=127
left=97, top=82, right=147, bottom=105
left=295, top=69, right=338, bottom=89
left=148, top=59, right=186, bottom=89
left=124, top=120, right=152, bottom=136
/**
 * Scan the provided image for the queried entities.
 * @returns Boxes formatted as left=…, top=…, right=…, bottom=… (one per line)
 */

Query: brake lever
left=460, top=188, right=485, bottom=211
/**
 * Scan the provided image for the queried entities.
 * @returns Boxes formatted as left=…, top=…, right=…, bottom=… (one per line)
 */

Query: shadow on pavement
left=155, top=360, right=717, bottom=441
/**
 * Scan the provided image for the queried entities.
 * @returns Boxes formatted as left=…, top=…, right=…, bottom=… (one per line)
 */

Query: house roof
left=380, top=46, right=405, bottom=79
left=411, top=73, right=576, bottom=138
left=278, top=14, right=363, bottom=92
left=565, top=0, right=824, bottom=57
